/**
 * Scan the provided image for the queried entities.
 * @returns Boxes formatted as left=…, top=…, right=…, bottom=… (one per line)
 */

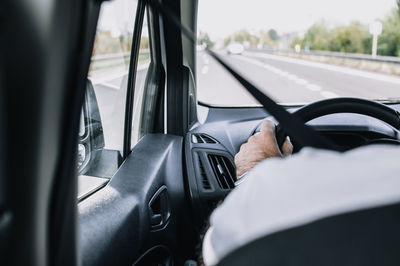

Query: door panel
left=78, top=134, right=195, bottom=265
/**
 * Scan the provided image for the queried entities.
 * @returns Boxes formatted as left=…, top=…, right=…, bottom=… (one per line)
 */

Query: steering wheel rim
left=275, top=97, right=400, bottom=149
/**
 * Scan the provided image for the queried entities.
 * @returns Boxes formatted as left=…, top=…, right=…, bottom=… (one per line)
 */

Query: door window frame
left=123, top=3, right=165, bottom=158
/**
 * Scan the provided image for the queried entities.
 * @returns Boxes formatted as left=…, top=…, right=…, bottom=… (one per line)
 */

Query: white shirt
left=202, top=144, right=400, bottom=266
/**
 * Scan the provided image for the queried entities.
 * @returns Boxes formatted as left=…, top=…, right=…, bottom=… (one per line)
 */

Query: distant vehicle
left=227, top=42, right=244, bottom=55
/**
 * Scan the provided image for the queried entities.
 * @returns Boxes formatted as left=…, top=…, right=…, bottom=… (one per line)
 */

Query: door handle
left=149, top=186, right=171, bottom=230
left=150, top=213, right=162, bottom=226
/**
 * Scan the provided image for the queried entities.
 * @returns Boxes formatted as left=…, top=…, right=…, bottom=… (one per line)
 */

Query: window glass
left=88, top=0, right=137, bottom=151
left=78, top=0, right=138, bottom=179
left=197, top=0, right=400, bottom=106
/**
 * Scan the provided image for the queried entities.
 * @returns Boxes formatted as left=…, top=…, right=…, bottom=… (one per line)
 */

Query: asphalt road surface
left=197, top=51, right=400, bottom=106
left=88, top=51, right=400, bottom=149
left=88, top=64, right=148, bottom=150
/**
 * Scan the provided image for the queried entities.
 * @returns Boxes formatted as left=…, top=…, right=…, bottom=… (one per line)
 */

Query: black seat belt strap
left=145, top=0, right=338, bottom=151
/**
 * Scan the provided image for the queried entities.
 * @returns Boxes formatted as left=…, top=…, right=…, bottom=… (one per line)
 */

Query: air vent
left=192, top=134, right=217, bottom=144
left=208, top=155, right=236, bottom=189
left=199, top=159, right=211, bottom=190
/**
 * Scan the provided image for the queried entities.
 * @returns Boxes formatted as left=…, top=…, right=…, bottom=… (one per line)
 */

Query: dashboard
left=185, top=103, right=400, bottom=222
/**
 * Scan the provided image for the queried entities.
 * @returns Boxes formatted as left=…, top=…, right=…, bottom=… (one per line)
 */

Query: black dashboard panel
left=185, top=103, right=400, bottom=220
left=184, top=133, right=236, bottom=223
left=195, top=103, right=400, bottom=155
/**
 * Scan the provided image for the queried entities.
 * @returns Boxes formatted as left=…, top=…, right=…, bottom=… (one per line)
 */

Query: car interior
left=2, top=0, right=400, bottom=265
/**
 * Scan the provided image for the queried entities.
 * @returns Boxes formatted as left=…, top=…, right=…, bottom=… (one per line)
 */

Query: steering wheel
left=274, top=97, right=400, bottom=150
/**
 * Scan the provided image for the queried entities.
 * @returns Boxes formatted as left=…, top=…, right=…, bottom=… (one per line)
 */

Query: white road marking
left=295, top=78, right=308, bottom=85
left=306, top=84, right=322, bottom=91
left=279, top=71, right=290, bottom=77
left=245, top=52, right=400, bottom=86
left=202, top=65, right=209, bottom=74
left=320, top=91, right=339, bottom=98
left=235, top=56, right=331, bottom=97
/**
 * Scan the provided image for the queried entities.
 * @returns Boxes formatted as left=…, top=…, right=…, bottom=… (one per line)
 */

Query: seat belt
left=145, top=0, right=339, bottom=151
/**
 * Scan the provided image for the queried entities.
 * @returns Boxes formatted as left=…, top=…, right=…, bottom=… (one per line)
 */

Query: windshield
left=197, top=0, right=400, bottom=107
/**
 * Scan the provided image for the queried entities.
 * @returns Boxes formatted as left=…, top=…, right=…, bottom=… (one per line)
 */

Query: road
left=196, top=51, right=400, bottom=106
left=88, top=64, right=148, bottom=150
left=88, top=51, right=400, bottom=149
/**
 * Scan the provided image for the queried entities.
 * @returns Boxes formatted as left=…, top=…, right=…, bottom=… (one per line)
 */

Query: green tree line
left=197, top=29, right=279, bottom=49
left=197, top=31, right=214, bottom=48
left=92, top=31, right=149, bottom=56
left=292, top=8, right=400, bottom=56
left=223, top=29, right=279, bottom=48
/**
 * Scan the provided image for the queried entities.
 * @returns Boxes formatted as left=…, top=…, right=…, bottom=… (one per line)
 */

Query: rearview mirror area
left=77, top=80, right=122, bottom=178
left=78, top=80, right=105, bottom=175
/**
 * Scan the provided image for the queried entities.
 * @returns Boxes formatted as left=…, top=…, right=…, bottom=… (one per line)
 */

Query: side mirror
left=77, top=80, right=105, bottom=175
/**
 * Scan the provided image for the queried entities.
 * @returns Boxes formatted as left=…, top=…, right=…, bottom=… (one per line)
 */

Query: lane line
left=320, top=91, right=339, bottom=98
left=295, top=78, right=308, bottom=85
left=234, top=55, right=331, bottom=97
left=245, top=52, right=400, bottom=86
left=306, top=84, right=322, bottom=91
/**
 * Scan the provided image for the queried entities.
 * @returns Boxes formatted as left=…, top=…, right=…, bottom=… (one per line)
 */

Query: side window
left=77, top=0, right=149, bottom=180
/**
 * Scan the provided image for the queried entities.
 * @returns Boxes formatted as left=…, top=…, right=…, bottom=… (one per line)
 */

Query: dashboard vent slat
left=199, top=159, right=211, bottom=190
left=192, top=134, right=217, bottom=144
left=208, top=155, right=235, bottom=189
left=220, top=156, right=235, bottom=183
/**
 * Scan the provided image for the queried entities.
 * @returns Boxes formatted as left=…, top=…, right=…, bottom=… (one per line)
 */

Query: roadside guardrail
left=91, top=50, right=150, bottom=62
left=91, top=53, right=130, bottom=62
left=247, top=48, right=400, bottom=65
left=94, top=49, right=400, bottom=65
left=89, top=50, right=150, bottom=72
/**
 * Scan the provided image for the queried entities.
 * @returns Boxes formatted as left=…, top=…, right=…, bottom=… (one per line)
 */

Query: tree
left=292, top=20, right=373, bottom=55
left=93, top=31, right=131, bottom=55
left=291, top=36, right=303, bottom=49
left=378, top=9, right=400, bottom=56
left=259, top=30, right=278, bottom=48
left=268, top=29, right=278, bottom=41
left=398, top=0, right=400, bottom=16
left=197, top=31, right=214, bottom=49
left=224, top=29, right=260, bottom=47
left=331, top=22, right=371, bottom=53
left=300, top=21, right=332, bottom=51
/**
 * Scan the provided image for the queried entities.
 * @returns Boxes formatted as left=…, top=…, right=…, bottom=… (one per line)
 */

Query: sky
left=198, top=0, right=398, bottom=40
left=97, top=0, right=138, bottom=36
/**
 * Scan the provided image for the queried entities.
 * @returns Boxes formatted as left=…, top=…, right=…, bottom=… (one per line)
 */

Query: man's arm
left=198, top=120, right=292, bottom=265
left=203, top=124, right=400, bottom=266
left=235, top=120, right=293, bottom=177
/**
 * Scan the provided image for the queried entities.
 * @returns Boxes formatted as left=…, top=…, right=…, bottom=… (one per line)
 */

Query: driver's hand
left=235, top=120, right=293, bottom=178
